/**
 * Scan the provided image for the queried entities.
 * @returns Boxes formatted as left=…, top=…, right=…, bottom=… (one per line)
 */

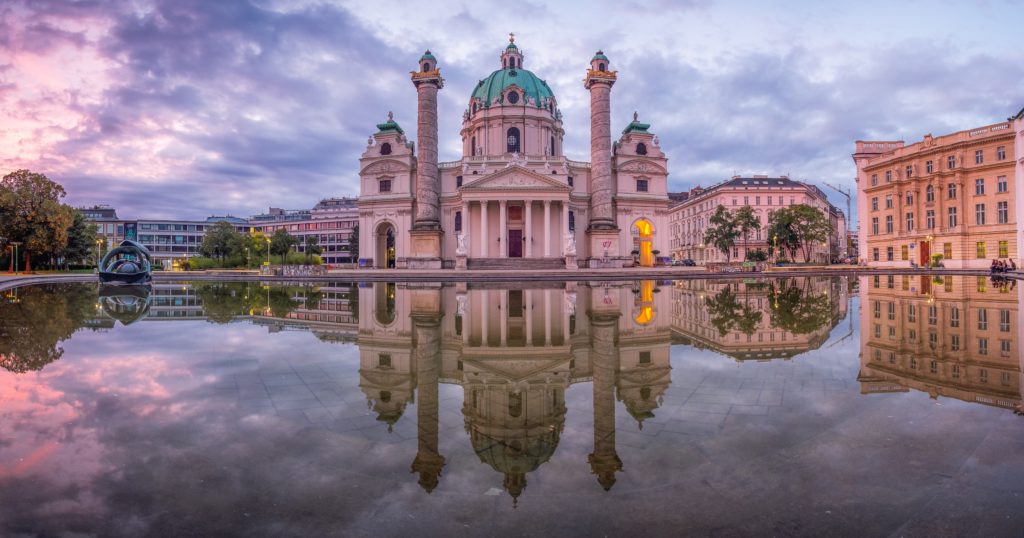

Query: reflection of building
left=667, top=176, right=847, bottom=264
left=858, top=275, right=1021, bottom=411
left=853, top=109, right=1023, bottom=268
left=356, top=280, right=674, bottom=501
left=357, top=37, right=671, bottom=270
left=670, top=277, right=847, bottom=361
left=254, top=198, right=359, bottom=265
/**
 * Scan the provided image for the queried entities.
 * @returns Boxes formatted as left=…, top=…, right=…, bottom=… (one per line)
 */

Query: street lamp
left=10, top=241, right=22, bottom=274
left=264, top=236, right=271, bottom=274
left=95, top=238, right=104, bottom=271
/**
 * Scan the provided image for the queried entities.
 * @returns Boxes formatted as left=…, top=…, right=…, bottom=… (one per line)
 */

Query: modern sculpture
left=98, top=240, right=153, bottom=284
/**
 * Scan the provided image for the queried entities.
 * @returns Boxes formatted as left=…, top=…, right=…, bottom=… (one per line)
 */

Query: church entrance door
left=508, top=230, right=523, bottom=258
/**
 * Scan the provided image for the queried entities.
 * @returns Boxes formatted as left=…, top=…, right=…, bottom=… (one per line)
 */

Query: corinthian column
left=585, top=51, right=617, bottom=231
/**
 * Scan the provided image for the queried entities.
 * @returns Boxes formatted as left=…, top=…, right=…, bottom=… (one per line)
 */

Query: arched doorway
left=633, top=219, right=655, bottom=267
left=375, top=222, right=396, bottom=268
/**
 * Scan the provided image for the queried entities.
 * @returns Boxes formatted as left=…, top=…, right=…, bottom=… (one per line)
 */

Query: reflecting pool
left=1, top=276, right=1022, bottom=536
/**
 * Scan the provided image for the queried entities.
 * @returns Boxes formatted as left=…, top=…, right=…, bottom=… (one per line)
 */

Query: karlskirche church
left=357, top=36, right=671, bottom=270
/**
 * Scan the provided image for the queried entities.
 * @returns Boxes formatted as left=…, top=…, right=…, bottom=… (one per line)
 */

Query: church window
left=598, top=62, right=606, bottom=71
left=507, top=91, right=519, bottom=104
left=456, top=175, right=463, bottom=187
left=568, top=176, right=574, bottom=187
left=471, top=136, right=476, bottom=156
left=378, top=179, right=392, bottom=193
left=636, top=142, right=647, bottom=155
left=569, top=211, right=575, bottom=232
left=550, top=136, right=556, bottom=156
left=509, top=393, right=522, bottom=418
left=422, top=62, right=430, bottom=72
left=637, top=179, right=649, bottom=192
left=506, top=127, right=520, bottom=153
left=455, top=211, right=462, bottom=232
left=379, top=142, right=391, bottom=155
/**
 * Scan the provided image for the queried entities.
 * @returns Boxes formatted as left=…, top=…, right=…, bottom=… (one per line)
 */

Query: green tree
left=745, top=249, right=769, bottom=262
left=349, top=224, right=359, bottom=262
left=788, top=204, right=834, bottom=263
left=198, top=221, right=243, bottom=265
left=703, top=205, right=740, bottom=264
left=241, top=231, right=269, bottom=268
left=61, top=209, right=98, bottom=268
left=303, top=235, right=322, bottom=262
left=0, top=283, right=97, bottom=372
left=270, top=228, right=298, bottom=257
left=769, top=280, right=834, bottom=334
left=734, top=205, right=761, bottom=260
left=0, top=170, right=74, bottom=272
left=767, top=207, right=800, bottom=261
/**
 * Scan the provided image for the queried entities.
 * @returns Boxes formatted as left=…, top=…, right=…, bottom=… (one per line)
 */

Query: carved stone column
left=544, top=200, right=552, bottom=257
left=409, top=52, right=445, bottom=268
left=526, top=201, right=534, bottom=258
left=584, top=53, right=621, bottom=267
left=481, top=201, right=489, bottom=258
left=499, top=200, right=508, bottom=258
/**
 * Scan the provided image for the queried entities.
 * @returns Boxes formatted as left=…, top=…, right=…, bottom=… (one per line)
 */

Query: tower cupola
left=500, top=33, right=524, bottom=70
left=590, top=51, right=610, bottom=73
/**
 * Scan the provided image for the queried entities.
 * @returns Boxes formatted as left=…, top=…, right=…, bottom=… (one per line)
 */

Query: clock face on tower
left=507, top=91, right=519, bottom=104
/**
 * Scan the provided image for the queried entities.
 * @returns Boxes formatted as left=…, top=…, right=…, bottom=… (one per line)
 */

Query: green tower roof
left=471, top=68, right=555, bottom=108
left=420, top=50, right=436, bottom=62
left=592, top=51, right=609, bottom=62
left=376, top=112, right=404, bottom=135
left=622, top=112, right=650, bottom=134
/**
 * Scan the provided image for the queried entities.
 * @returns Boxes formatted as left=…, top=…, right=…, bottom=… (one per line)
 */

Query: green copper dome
left=471, top=68, right=555, bottom=109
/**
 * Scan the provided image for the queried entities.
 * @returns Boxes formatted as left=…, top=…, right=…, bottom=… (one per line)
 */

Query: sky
left=1, top=0, right=1022, bottom=223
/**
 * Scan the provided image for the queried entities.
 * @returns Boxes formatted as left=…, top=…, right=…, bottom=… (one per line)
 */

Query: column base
left=407, top=229, right=444, bottom=269
left=565, top=254, right=578, bottom=270
left=455, top=254, right=467, bottom=270
left=586, top=229, right=624, bottom=268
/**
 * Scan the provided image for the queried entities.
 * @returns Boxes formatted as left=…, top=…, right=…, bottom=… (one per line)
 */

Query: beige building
left=858, top=275, right=1022, bottom=411
left=853, top=108, right=1024, bottom=268
left=667, top=176, right=847, bottom=264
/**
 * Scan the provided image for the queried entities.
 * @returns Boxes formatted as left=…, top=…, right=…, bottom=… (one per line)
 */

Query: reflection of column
left=481, top=201, right=489, bottom=257
left=481, top=290, right=489, bottom=347
left=462, top=201, right=470, bottom=256
left=543, top=201, right=552, bottom=257
left=525, top=290, right=534, bottom=346
left=499, top=200, right=508, bottom=258
left=500, top=291, right=508, bottom=346
left=525, top=201, right=534, bottom=258
left=411, top=301, right=445, bottom=493
left=544, top=289, right=552, bottom=346
left=588, top=311, right=622, bottom=491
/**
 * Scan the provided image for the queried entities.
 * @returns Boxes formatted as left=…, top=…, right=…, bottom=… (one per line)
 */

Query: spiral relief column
left=584, top=51, right=621, bottom=267
left=408, top=51, right=445, bottom=268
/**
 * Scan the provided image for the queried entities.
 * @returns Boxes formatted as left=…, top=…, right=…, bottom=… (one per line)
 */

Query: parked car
left=681, top=259, right=696, bottom=266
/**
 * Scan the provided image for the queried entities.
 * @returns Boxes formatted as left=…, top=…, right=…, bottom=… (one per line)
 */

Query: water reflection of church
left=357, top=281, right=673, bottom=500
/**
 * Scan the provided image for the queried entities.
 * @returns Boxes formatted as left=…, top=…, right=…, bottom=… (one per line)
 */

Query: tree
left=270, top=228, right=298, bottom=257
left=0, top=283, right=96, bottom=372
left=734, top=205, right=761, bottom=260
left=705, top=286, right=763, bottom=337
left=769, top=279, right=834, bottom=334
left=703, top=205, right=740, bottom=263
left=61, top=209, right=98, bottom=268
left=0, top=170, right=74, bottom=272
left=788, top=204, right=834, bottom=263
left=745, top=249, right=769, bottom=262
left=303, top=235, right=322, bottom=262
left=198, top=221, right=243, bottom=265
left=241, top=231, right=269, bottom=268
left=349, top=224, right=359, bottom=262
left=767, top=207, right=800, bottom=261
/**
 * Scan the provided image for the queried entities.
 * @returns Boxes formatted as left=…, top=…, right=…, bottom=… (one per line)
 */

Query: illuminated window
left=999, top=240, right=1008, bottom=258
left=943, top=243, right=952, bottom=259
left=976, top=242, right=986, bottom=258
left=901, top=244, right=909, bottom=260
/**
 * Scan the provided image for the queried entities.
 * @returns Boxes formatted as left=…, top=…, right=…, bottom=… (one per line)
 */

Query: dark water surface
left=1, top=276, right=1022, bottom=537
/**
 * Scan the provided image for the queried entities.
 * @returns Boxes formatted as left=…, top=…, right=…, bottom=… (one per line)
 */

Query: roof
left=1011, top=106, right=1024, bottom=121
left=375, top=112, right=404, bottom=135
left=592, top=50, right=609, bottom=62
left=471, top=67, right=555, bottom=108
left=622, top=112, right=650, bottom=134
left=419, top=50, right=436, bottom=62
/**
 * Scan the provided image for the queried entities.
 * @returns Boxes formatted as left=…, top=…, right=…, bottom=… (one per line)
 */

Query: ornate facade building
left=667, top=176, right=847, bottom=264
left=853, top=108, right=1024, bottom=267
left=357, top=37, right=671, bottom=270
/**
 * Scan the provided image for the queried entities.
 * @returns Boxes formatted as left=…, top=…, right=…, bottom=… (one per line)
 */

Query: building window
left=975, top=149, right=984, bottom=164
left=928, top=305, right=937, bottom=325
left=906, top=212, right=914, bottom=231
left=598, top=62, right=606, bottom=71
left=943, top=243, right=952, bottom=259
left=975, top=204, right=985, bottom=225
left=636, top=142, right=647, bottom=155
left=950, top=335, right=960, bottom=351
left=871, top=197, right=878, bottom=211
left=506, top=127, right=521, bottom=153
left=979, top=340, right=989, bottom=356
left=888, top=302, right=896, bottom=320
left=886, top=247, right=894, bottom=261
left=947, top=207, right=957, bottom=228
left=947, top=183, right=957, bottom=199
left=456, top=175, right=463, bottom=187
left=977, top=241, right=986, bottom=259
left=978, top=308, right=989, bottom=330
left=975, top=178, right=985, bottom=195
left=978, top=276, right=987, bottom=292
left=454, top=211, right=462, bottom=232
left=997, top=146, right=1006, bottom=160
left=471, top=136, right=476, bottom=156
left=871, top=174, right=877, bottom=186
left=885, top=170, right=892, bottom=182
left=926, top=160, right=933, bottom=173
left=637, top=179, right=649, bottom=192
left=997, top=175, right=1007, bottom=193
left=885, top=215, right=893, bottom=233
left=378, top=353, right=392, bottom=368
left=379, top=142, right=392, bottom=155
left=506, top=91, right=519, bottom=104
left=996, top=201, right=1008, bottom=223
left=906, top=165, right=913, bottom=178
left=947, top=155, right=956, bottom=169
left=926, top=185, right=934, bottom=202
left=926, top=210, right=935, bottom=229
left=999, top=240, right=1008, bottom=258
left=901, top=244, right=909, bottom=260
left=569, top=211, right=575, bottom=232
left=379, top=179, right=392, bottom=193
left=871, top=217, right=879, bottom=234
left=885, top=195, right=893, bottom=209
left=906, top=192, right=913, bottom=205
left=872, top=248, right=879, bottom=261
left=952, top=364, right=960, bottom=378
left=1000, top=309, right=1011, bottom=332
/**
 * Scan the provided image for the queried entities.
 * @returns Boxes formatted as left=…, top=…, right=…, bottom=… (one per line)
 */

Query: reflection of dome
left=470, top=427, right=561, bottom=503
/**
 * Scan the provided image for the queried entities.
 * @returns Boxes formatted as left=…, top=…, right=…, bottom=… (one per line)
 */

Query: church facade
left=357, top=37, right=671, bottom=270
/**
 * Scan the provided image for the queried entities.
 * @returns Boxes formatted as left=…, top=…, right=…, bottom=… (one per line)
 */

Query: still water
left=1, top=276, right=1022, bottom=537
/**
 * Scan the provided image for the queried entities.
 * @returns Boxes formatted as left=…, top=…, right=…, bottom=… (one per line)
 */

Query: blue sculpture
left=99, top=240, right=153, bottom=284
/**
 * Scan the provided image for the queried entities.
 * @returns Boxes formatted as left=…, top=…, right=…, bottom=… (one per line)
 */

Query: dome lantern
left=500, top=32, right=524, bottom=70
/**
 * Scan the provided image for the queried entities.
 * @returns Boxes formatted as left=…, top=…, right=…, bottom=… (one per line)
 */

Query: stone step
left=466, top=257, right=566, bottom=270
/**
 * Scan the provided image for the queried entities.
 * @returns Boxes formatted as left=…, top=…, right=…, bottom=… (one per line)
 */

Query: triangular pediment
left=461, top=165, right=571, bottom=191
left=461, top=356, right=570, bottom=382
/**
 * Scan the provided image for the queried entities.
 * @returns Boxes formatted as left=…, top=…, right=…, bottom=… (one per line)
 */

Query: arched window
left=422, top=62, right=430, bottom=72
left=569, top=210, right=575, bottom=232
left=379, top=142, right=392, bottom=155
left=454, top=211, right=462, bottom=232
left=506, top=127, right=520, bottom=153
left=598, top=62, right=606, bottom=71
left=471, top=136, right=476, bottom=156
left=509, top=392, right=522, bottom=418
left=550, top=136, right=556, bottom=156
left=636, top=142, right=647, bottom=155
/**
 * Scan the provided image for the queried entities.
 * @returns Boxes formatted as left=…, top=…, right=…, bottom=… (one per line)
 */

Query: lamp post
left=265, top=236, right=271, bottom=274
left=95, top=238, right=104, bottom=271
left=773, top=234, right=778, bottom=262
left=11, top=241, right=22, bottom=274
